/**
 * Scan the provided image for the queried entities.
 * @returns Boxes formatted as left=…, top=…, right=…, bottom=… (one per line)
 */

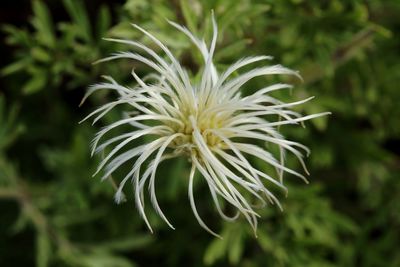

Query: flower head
left=81, top=15, right=329, bottom=237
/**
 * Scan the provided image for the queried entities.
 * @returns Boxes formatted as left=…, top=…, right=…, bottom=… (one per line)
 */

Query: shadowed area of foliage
left=1, top=0, right=399, bottom=266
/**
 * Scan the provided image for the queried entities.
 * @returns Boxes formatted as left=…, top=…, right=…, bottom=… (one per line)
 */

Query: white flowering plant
left=81, top=14, right=329, bottom=237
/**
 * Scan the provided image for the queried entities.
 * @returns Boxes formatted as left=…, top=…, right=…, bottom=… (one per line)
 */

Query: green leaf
left=228, top=226, right=244, bottom=264
left=0, top=95, right=24, bottom=151
left=203, top=237, right=227, bottom=265
left=180, top=0, right=199, bottom=34
left=22, top=70, right=47, bottom=94
left=305, top=105, right=329, bottom=131
left=36, top=232, right=51, bottom=267
left=215, top=39, right=251, bottom=61
left=1, top=59, right=30, bottom=76
left=31, top=47, right=52, bottom=62
left=2, top=24, right=32, bottom=46
left=32, top=0, right=56, bottom=47
left=96, top=5, right=111, bottom=39
left=166, top=158, right=186, bottom=199
left=63, top=0, right=92, bottom=42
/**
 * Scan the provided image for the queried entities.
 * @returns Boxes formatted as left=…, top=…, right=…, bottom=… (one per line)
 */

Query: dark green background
left=1, top=0, right=399, bottom=266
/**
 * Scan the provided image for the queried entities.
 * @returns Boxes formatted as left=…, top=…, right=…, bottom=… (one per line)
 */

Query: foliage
left=1, top=0, right=399, bottom=266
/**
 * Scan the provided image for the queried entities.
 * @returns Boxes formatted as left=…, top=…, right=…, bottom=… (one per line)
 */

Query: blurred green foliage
left=1, top=0, right=399, bottom=266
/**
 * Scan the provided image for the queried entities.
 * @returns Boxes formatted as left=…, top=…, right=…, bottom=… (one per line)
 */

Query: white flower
left=81, top=15, right=329, bottom=237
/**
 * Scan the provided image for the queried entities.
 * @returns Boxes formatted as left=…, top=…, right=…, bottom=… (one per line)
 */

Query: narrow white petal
left=188, top=163, right=222, bottom=238
left=147, top=133, right=183, bottom=229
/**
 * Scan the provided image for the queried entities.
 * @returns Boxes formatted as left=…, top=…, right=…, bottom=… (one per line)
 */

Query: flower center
left=168, top=112, right=225, bottom=152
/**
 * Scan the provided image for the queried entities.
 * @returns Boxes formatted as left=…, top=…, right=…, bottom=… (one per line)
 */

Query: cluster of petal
left=81, top=16, right=329, bottom=237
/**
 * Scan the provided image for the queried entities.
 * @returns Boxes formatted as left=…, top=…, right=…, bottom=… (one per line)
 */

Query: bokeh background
left=1, top=0, right=399, bottom=266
